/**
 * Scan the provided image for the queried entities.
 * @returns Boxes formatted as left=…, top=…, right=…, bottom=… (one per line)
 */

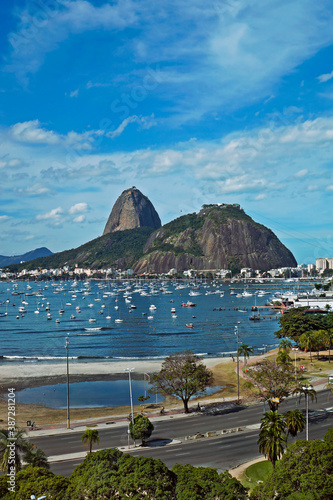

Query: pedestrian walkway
left=27, top=397, right=237, bottom=437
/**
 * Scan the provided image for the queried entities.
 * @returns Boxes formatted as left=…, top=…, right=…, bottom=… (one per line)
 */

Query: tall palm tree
left=258, top=410, right=286, bottom=468
left=278, top=339, right=292, bottom=351
left=276, top=349, right=292, bottom=367
left=324, top=329, right=333, bottom=363
left=296, top=384, right=317, bottom=405
left=0, top=428, right=30, bottom=472
left=81, top=429, right=99, bottom=453
left=299, top=331, right=315, bottom=362
left=284, top=409, right=305, bottom=440
left=238, top=343, right=254, bottom=372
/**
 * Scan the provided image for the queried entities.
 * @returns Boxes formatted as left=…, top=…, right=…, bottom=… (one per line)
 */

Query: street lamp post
left=65, top=334, right=70, bottom=429
left=124, top=368, right=135, bottom=447
left=302, top=385, right=312, bottom=441
left=143, top=372, right=150, bottom=399
left=235, top=323, right=240, bottom=404
left=292, top=347, right=299, bottom=407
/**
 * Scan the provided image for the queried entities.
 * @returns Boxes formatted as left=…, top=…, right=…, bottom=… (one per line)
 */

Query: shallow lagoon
left=16, top=380, right=224, bottom=408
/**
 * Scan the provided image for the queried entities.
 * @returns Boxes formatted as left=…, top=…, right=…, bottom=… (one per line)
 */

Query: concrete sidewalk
left=27, top=396, right=238, bottom=437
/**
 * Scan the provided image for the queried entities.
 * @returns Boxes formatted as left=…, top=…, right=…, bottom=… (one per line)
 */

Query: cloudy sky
left=1, top=0, right=333, bottom=263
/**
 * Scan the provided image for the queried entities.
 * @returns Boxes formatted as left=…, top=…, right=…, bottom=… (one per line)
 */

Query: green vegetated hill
left=133, top=204, right=297, bottom=274
left=10, top=204, right=297, bottom=273
left=12, top=227, right=154, bottom=271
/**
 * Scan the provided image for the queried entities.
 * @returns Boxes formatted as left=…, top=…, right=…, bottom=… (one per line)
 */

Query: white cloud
left=18, top=184, right=52, bottom=196
left=0, top=215, right=10, bottom=222
left=7, top=119, right=103, bottom=150
left=107, top=115, right=157, bottom=139
left=69, top=89, right=79, bottom=98
left=69, top=202, right=88, bottom=214
left=326, top=185, right=333, bottom=191
left=73, top=214, right=85, bottom=223
left=0, top=157, right=26, bottom=169
left=36, top=207, right=63, bottom=220
left=10, top=120, right=59, bottom=145
left=86, top=81, right=112, bottom=89
left=6, top=0, right=333, bottom=123
left=317, top=70, right=333, bottom=83
left=294, top=169, right=308, bottom=178
left=6, top=0, right=138, bottom=84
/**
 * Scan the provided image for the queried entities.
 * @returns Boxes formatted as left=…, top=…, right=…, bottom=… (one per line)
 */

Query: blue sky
left=1, top=0, right=333, bottom=264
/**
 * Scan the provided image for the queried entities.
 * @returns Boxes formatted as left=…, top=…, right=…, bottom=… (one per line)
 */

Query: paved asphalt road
left=31, top=390, right=333, bottom=476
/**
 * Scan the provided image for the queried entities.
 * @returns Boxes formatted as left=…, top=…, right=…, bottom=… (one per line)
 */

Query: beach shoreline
left=0, top=356, right=236, bottom=426
left=0, top=356, right=229, bottom=393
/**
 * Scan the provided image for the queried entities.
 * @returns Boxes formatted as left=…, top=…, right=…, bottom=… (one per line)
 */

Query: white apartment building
left=316, top=257, right=333, bottom=272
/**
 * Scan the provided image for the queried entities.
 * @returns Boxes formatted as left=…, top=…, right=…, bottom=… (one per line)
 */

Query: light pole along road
left=32, top=389, right=333, bottom=476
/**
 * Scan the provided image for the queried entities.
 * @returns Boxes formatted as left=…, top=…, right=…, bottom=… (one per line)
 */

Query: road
left=31, top=390, right=333, bottom=476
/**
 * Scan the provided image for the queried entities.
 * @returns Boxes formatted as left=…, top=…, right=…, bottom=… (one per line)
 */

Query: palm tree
left=238, top=343, right=254, bottom=372
left=278, top=339, right=292, bottom=351
left=81, top=429, right=99, bottom=453
left=0, top=428, right=30, bottom=472
left=258, top=410, right=286, bottom=468
left=296, top=384, right=317, bottom=405
left=284, top=409, right=305, bottom=440
left=299, top=331, right=315, bottom=362
left=276, top=349, right=292, bottom=367
left=324, top=329, right=333, bottom=363
left=23, top=443, right=49, bottom=469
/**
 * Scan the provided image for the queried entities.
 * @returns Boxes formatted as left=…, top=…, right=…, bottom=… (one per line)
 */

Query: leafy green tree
left=67, top=449, right=177, bottom=499
left=279, top=338, right=293, bottom=351
left=0, top=466, right=69, bottom=500
left=137, top=395, right=150, bottom=404
left=258, top=411, right=286, bottom=468
left=129, top=414, right=154, bottom=446
left=238, top=343, right=254, bottom=372
left=23, top=443, right=49, bottom=469
left=81, top=428, right=100, bottom=453
left=323, top=427, right=333, bottom=443
left=276, top=349, right=293, bottom=367
left=324, top=329, right=333, bottom=362
left=284, top=409, right=305, bottom=440
left=314, top=329, right=329, bottom=359
left=276, top=308, right=322, bottom=342
left=0, top=428, right=30, bottom=472
left=298, top=331, right=316, bottom=361
left=172, top=463, right=248, bottom=499
left=152, top=351, right=214, bottom=413
left=250, top=432, right=333, bottom=499
left=247, top=359, right=294, bottom=410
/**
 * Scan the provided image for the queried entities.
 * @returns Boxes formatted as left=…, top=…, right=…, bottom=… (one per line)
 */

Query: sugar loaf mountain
left=16, top=187, right=297, bottom=274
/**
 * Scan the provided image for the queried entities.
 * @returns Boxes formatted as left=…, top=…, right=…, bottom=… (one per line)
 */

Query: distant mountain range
left=0, top=247, right=53, bottom=267
left=9, top=188, right=297, bottom=273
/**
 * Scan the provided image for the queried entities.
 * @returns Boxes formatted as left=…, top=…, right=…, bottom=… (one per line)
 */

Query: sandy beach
left=0, top=356, right=236, bottom=426
left=0, top=356, right=229, bottom=392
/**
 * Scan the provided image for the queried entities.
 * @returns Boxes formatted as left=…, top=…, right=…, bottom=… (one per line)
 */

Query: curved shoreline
left=0, top=356, right=228, bottom=392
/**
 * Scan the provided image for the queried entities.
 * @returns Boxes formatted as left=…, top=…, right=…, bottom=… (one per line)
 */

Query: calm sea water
left=0, top=278, right=310, bottom=363
left=0, top=279, right=310, bottom=408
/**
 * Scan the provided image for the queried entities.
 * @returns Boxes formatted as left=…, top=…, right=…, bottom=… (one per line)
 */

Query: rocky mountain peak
left=103, top=187, right=161, bottom=235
